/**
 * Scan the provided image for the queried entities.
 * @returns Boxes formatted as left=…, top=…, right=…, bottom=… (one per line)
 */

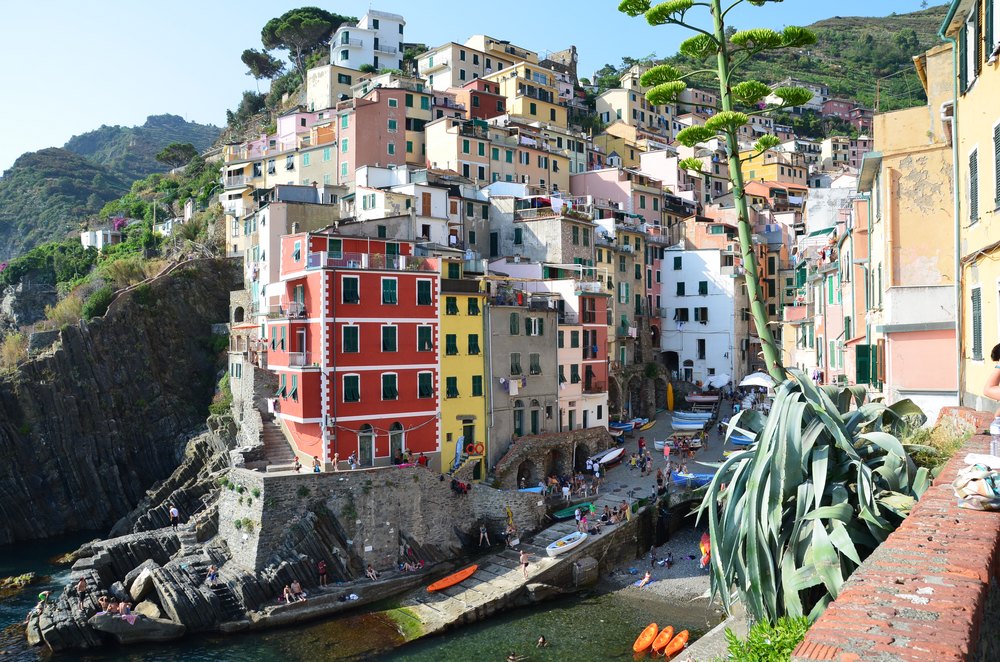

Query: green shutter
left=673, top=255, right=682, bottom=270
left=418, top=326, right=431, bottom=351
left=472, top=375, right=483, bottom=396
left=344, top=326, right=359, bottom=352
left=418, top=373, right=433, bottom=398
left=994, top=123, right=1000, bottom=206
left=972, top=287, right=983, bottom=360
left=417, top=280, right=432, bottom=305
left=960, top=25, right=969, bottom=92
left=446, top=334, right=458, bottom=355
left=468, top=298, right=480, bottom=315
left=468, top=334, right=480, bottom=354
left=988, top=0, right=995, bottom=64
left=971, top=150, right=980, bottom=221
left=510, top=312, right=519, bottom=335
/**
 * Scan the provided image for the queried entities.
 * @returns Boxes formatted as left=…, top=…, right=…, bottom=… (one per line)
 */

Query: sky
left=0, top=0, right=937, bottom=173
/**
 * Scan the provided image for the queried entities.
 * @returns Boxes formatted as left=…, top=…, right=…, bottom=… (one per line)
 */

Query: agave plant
left=698, top=369, right=930, bottom=624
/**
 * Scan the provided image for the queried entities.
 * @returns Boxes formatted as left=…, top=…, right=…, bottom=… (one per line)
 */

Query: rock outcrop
left=87, top=612, right=186, bottom=644
left=0, top=259, right=238, bottom=545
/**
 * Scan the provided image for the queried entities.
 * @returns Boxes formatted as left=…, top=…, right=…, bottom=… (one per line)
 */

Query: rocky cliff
left=0, top=258, right=237, bottom=545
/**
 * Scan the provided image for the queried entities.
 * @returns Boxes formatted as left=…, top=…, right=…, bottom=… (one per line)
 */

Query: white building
left=660, top=248, right=744, bottom=385
left=330, top=10, right=405, bottom=72
left=80, top=228, right=122, bottom=252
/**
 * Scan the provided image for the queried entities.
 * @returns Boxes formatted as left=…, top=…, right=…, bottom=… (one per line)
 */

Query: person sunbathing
left=637, top=571, right=652, bottom=588
left=366, top=564, right=380, bottom=581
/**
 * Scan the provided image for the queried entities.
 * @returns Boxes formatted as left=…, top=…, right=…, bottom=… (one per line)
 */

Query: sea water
left=1, top=538, right=720, bottom=661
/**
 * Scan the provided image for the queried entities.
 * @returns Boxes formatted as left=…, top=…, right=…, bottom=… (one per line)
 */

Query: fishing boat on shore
left=671, top=417, right=707, bottom=431
left=672, top=411, right=713, bottom=420
left=599, top=447, right=625, bottom=467
left=427, top=564, right=478, bottom=592
left=552, top=502, right=592, bottom=520
left=672, top=472, right=713, bottom=488
left=546, top=531, right=588, bottom=557
left=685, top=394, right=721, bottom=404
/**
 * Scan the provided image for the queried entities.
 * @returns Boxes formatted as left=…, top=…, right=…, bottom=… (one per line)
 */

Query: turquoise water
left=1, top=537, right=720, bottom=661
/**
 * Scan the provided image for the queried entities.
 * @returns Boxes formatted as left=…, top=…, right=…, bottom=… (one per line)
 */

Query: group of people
left=282, top=580, right=307, bottom=603
left=628, top=449, right=656, bottom=475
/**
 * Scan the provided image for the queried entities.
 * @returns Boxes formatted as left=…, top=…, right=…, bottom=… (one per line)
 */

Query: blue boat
left=671, top=418, right=706, bottom=431
left=673, top=411, right=713, bottom=421
left=672, top=471, right=713, bottom=488
left=730, top=434, right=755, bottom=446
left=610, top=422, right=634, bottom=432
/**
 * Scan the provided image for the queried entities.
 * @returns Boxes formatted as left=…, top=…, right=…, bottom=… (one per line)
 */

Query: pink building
left=821, top=99, right=854, bottom=121
left=335, top=88, right=409, bottom=184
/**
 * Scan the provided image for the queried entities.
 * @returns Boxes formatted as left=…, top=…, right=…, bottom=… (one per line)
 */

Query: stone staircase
left=208, top=581, right=245, bottom=623
left=261, top=414, right=298, bottom=472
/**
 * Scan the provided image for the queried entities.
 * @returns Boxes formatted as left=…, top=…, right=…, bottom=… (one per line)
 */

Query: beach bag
left=953, top=464, right=1000, bottom=511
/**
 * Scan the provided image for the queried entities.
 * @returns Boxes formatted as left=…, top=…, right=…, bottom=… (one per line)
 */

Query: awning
left=844, top=334, right=868, bottom=346
left=807, top=226, right=836, bottom=237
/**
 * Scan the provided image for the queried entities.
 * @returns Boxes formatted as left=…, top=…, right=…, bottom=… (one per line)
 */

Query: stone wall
left=492, top=427, right=614, bottom=489
left=230, top=362, right=277, bottom=467
left=793, top=434, right=1000, bottom=662
left=0, top=259, right=239, bottom=544
left=218, top=465, right=547, bottom=572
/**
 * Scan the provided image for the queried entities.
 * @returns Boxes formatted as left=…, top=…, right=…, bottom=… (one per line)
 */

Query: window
left=697, top=338, right=706, bottom=359
left=418, top=372, right=434, bottom=398
left=342, top=325, right=359, bottom=353
left=673, top=255, right=682, bottom=270
left=505, top=149, right=513, bottom=163
left=388, top=99, right=398, bottom=109
left=572, top=226, right=579, bottom=244
left=417, top=325, right=432, bottom=351
left=303, top=153, right=311, bottom=167
left=530, top=102, right=537, bottom=115
left=417, top=280, right=432, bottom=305
left=340, top=114, right=349, bottom=129
left=343, top=375, right=360, bottom=402
left=342, top=276, right=360, bottom=303
left=509, top=312, right=520, bottom=335
left=387, top=143, right=395, bottom=155
left=525, top=317, right=544, bottom=336
left=570, top=364, right=580, bottom=383
left=559, top=365, right=566, bottom=383
left=382, top=278, right=397, bottom=304
left=481, top=204, right=489, bottom=219
left=339, top=50, right=348, bottom=61
left=382, top=326, right=397, bottom=352
left=673, top=308, right=689, bottom=322
left=462, top=139, right=470, bottom=154
left=694, top=307, right=709, bottom=322
left=341, top=138, right=349, bottom=153
left=382, top=373, right=398, bottom=400
left=292, top=241, right=301, bottom=262
left=529, top=353, right=541, bottom=375
left=994, top=123, right=1000, bottom=207
left=468, top=334, right=480, bottom=354
left=558, top=330, right=564, bottom=348
left=970, top=149, right=980, bottom=223
left=446, top=377, right=459, bottom=398
left=445, top=296, right=459, bottom=314
left=619, top=256, right=626, bottom=272
left=445, top=334, right=458, bottom=355
left=514, top=227, right=523, bottom=245
left=468, top=298, right=480, bottom=315
left=972, top=286, right=983, bottom=360
left=337, top=73, right=352, bottom=85
left=570, top=330, right=580, bottom=348
left=699, top=281, right=708, bottom=296
left=472, top=375, right=483, bottom=397
left=388, top=119, right=397, bottom=132
left=421, top=96, right=430, bottom=110
left=478, top=142, right=485, bottom=157
left=635, top=264, right=642, bottom=280
left=510, top=352, right=522, bottom=375
left=676, top=282, right=685, bottom=296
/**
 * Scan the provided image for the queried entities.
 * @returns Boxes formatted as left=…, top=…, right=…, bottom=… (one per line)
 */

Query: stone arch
left=389, top=422, right=404, bottom=460
left=574, top=443, right=591, bottom=471
left=664, top=351, right=679, bottom=378
left=516, top=459, right=537, bottom=487
left=543, top=448, right=562, bottom=477
left=233, top=306, right=245, bottom=323
left=650, top=323, right=660, bottom=348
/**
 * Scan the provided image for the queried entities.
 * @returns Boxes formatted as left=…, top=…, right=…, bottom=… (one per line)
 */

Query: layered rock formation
left=0, top=259, right=237, bottom=545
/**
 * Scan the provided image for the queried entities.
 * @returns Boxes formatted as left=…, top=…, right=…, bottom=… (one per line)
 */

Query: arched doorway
left=529, top=399, right=541, bottom=435
left=516, top=459, right=537, bottom=488
left=389, top=422, right=404, bottom=462
left=543, top=449, right=562, bottom=477
left=233, top=306, right=245, bottom=323
left=650, top=324, right=660, bottom=347
left=683, top=359, right=694, bottom=383
left=358, top=424, right=375, bottom=467
left=664, top=351, right=679, bottom=378
left=513, top=400, right=524, bottom=437
left=574, top=443, right=591, bottom=471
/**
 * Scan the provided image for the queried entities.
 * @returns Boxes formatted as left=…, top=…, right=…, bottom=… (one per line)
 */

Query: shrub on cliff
left=0, top=333, right=27, bottom=371
left=208, top=373, right=232, bottom=417
left=81, top=285, right=114, bottom=320
left=45, top=292, right=84, bottom=326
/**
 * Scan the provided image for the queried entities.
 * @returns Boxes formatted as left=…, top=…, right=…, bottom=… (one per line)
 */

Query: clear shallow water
left=1, top=537, right=719, bottom=661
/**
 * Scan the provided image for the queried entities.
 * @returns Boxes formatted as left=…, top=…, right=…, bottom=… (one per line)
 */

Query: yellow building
left=943, top=0, right=1000, bottom=410
left=740, top=148, right=808, bottom=187
left=484, top=63, right=567, bottom=128
left=593, top=121, right=672, bottom=169
left=855, top=40, right=957, bottom=417
left=595, top=65, right=676, bottom=138
left=439, top=261, right=489, bottom=478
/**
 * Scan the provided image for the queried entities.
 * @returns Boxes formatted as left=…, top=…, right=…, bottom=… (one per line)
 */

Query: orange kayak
left=651, top=625, right=675, bottom=653
left=427, top=564, right=477, bottom=592
left=633, top=622, right=659, bottom=653
left=662, top=629, right=689, bottom=657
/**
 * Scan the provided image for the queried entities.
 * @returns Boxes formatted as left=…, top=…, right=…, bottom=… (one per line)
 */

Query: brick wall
left=793, top=434, right=1000, bottom=662
left=492, top=427, right=614, bottom=489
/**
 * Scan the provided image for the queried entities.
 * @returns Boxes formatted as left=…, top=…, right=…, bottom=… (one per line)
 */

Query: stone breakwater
left=23, top=464, right=549, bottom=652
left=0, top=258, right=238, bottom=545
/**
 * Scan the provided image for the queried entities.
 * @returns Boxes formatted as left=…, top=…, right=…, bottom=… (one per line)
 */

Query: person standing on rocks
left=168, top=505, right=180, bottom=530
left=332, top=453, right=340, bottom=472
left=318, top=559, right=328, bottom=586
left=519, top=550, right=531, bottom=579
left=75, top=577, right=87, bottom=611
left=479, top=524, right=491, bottom=547
left=206, top=564, right=219, bottom=587
left=313, top=456, right=322, bottom=473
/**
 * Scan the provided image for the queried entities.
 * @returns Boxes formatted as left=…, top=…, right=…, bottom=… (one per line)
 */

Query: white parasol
left=739, top=372, right=775, bottom=389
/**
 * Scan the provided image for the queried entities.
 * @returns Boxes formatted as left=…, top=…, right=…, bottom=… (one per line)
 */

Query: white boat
left=654, top=439, right=668, bottom=451
left=546, top=531, right=588, bottom=557
left=587, top=448, right=614, bottom=464
left=599, top=447, right=625, bottom=466
left=686, top=394, right=721, bottom=404
left=671, top=418, right=707, bottom=431
left=673, top=411, right=713, bottom=420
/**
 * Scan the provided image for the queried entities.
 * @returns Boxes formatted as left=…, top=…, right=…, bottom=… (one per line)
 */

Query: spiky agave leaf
left=771, top=86, right=813, bottom=108
left=647, top=80, right=686, bottom=106
left=676, top=126, right=716, bottom=147
left=782, top=26, right=818, bottom=48
left=730, top=28, right=783, bottom=50
left=731, top=80, right=772, bottom=105
left=679, top=33, right=718, bottom=59
left=645, top=0, right=694, bottom=25
left=640, top=63, right=683, bottom=87
left=705, top=110, right=749, bottom=133
left=751, top=135, right=782, bottom=153
left=618, top=0, right=651, bottom=16
left=677, top=156, right=706, bottom=173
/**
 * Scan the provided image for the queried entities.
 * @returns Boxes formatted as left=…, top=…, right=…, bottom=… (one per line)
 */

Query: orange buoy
left=633, top=623, right=659, bottom=653
left=661, top=629, right=689, bottom=657
left=651, top=625, right=675, bottom=653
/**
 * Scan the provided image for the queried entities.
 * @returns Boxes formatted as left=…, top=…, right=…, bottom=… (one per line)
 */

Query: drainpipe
left=484, top=283, right=495, bottom=470
left=938, top=12, right=963, bottom=405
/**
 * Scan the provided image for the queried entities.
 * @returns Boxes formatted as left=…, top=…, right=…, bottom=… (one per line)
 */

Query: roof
left=857, top=152, right=883, bottom=193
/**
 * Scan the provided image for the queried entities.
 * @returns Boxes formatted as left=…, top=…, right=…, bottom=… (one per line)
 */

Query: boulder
left=133, top=600, right=163, bottom=619
left=109, top=581, right=129, bottom=602
left=129, top=569, right=154, bottom=601
left=124, top=559, right=160, bottom=589
left=88, top=612, right=186, bottom=644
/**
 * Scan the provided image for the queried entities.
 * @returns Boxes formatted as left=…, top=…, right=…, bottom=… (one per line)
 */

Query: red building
left=268, top=232, right=441, bottom=467
left=821, top=98, right=854, bottom=121
left=581, top=293, right=610, bottom=394
left=452, top=79, right=507, bottom=121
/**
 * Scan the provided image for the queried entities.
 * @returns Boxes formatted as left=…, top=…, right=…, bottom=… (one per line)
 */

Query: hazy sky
left=1, top=0, right=935, bottom=172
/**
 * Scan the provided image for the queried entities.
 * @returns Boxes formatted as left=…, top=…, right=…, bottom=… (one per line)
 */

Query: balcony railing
left=288, top=352, right=317, bottom=367
left=340, top=37, right=363, bottom=47
left=558, top=311, right=578, bottom=325
left=583, top=381, right=605, bottom=394
left=306, top=252, right=440, bottom=273
left=223, top=176, right=249, bottom=189
left=375, top=43, right=398, bottom=54
left=268, top=300, right=307, bottom=319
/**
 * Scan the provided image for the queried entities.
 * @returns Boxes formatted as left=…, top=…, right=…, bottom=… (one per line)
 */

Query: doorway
left=358, top=424, right=375, bottom=467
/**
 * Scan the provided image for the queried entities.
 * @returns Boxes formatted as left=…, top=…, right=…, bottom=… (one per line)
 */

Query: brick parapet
left=792, top=434, right=1000, bottom=661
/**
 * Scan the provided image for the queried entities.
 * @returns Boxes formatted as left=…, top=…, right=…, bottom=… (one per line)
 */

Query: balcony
left=340, top=37, right=363, bottom=48
left=616, top=325, right=638, bottom=339
left=223, top=176, right=249, bottom=189
left=268, top=300, right=307, bottom=319
left=306, top=251, right=440, bottom=273
left=421, top=57, right=449, bottom=73
left=558, top=311, right=579, bottom=325
left=720, top=264, right=745, bottom=277
left=583, top=381, right=605, bottom=394
left=288, top=352, right=319, bottom=368
left=375, top=43, right=398, bottom=54
left=442, top=278, right=480, bottom=293
left=514, top=206, right=558, bottom=221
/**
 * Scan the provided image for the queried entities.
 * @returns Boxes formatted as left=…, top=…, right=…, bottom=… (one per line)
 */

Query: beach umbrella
left=739, top=372, right=775, bottom=389
left=705, top=374, right=730, bottom=389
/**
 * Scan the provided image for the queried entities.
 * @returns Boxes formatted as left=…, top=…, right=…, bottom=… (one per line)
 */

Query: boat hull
left=633, top=623, right=659, bottom=653
left=599, top=447, right=625, bottom=466
left=546, top=531, right=588, bottom=557
left=552, top=502, right=592, bottom=520
left=427, top=564, right=478, bottom=592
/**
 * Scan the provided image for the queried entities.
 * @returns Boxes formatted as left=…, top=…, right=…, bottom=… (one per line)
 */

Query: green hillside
left=63, top=114, right=221, bottom=183
left=665, top=4, right=950, bottom=113
left=0, top=149, right=130, bottom=260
